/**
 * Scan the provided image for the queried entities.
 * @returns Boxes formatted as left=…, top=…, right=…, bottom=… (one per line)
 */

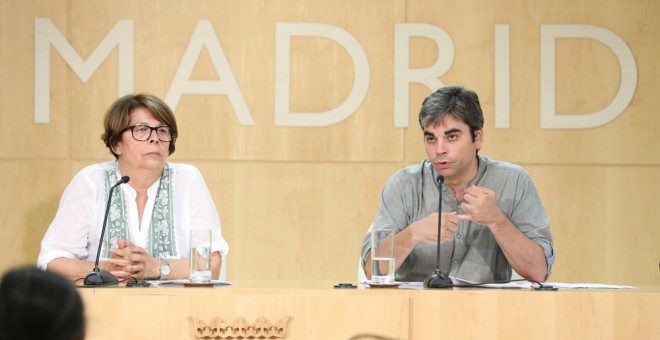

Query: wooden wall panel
left=524, top=165, right=610, bottom=284
left=0, top=160, right=69, bottom=271
left=0, top=0, right=69, bottom=159
left=525, top=165, right=660, bottom=285
left=192, top=161, right=400, bottom=282
left=603, top=166, right=660, bottom=285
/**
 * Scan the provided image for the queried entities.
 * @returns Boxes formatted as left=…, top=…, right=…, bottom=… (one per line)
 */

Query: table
left=78, top=282, right=660, bottom=340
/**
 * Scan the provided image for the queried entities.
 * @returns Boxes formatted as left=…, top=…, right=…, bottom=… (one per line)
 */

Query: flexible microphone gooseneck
left=83, top=176, right=130, bottom=286
left=426, top=175, right=452, bottom=288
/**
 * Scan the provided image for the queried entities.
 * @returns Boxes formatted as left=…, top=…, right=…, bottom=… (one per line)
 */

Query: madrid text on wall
left=34, top=19, right=637, bottom=129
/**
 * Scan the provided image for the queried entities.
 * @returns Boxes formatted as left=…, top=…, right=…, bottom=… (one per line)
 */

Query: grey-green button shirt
left=361, top=155, right=555, bottom=283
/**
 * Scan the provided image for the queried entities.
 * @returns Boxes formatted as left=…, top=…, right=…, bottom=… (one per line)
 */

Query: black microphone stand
left=426, top=175, right=451, bottom=288
left=84, top=176, right=130, bottom=286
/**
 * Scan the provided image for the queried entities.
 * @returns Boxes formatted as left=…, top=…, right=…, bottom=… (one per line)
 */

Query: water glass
left=189, top=229, right=213, bottom=283
left=371, top=228, right=395, bottom=283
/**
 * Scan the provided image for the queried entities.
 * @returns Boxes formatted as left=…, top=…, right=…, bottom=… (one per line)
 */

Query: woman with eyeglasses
left=38, top=94, right=228, bottom=283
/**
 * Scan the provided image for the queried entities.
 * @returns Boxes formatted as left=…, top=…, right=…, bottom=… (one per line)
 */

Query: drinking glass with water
left=189, top=229, right=213, bottom=283
left=371, top=228, right=396, bottom=284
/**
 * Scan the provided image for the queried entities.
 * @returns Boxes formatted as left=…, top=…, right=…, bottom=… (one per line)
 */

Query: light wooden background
left=1, top=0, right=658, bottom=286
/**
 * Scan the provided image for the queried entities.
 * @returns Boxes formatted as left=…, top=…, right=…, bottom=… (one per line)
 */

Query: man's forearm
left=488, top=217, right=548, bottom=282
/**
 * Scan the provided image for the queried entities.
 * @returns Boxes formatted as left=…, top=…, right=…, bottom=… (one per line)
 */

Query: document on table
left=152, top=279, right=233, bottom=287
left=449, top=276, right=636, bottom=289
left=543, top=282, right=636, bottom=289
left=449, top=276, right=532, bottom=289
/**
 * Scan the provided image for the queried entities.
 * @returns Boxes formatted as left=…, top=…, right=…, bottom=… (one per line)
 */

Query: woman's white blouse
left=38, top=161, right=228, bottom=269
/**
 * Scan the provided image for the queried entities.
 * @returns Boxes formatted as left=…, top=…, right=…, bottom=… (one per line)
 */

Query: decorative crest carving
left=190, top=316, right=292, bottom=339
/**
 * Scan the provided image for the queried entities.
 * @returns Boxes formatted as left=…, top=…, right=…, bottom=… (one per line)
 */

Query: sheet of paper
left=152, top=279, right=233, bottom=287
left=450, top=276, right=531, bottom=289
left=543, top=282, right=636, bottom=289
left=449, top=277, right=637, bottom=290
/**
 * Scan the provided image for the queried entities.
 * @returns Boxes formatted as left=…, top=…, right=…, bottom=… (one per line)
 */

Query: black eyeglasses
left=123, top=124, right=173, bottom=142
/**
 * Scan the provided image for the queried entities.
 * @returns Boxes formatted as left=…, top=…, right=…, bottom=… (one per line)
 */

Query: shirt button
left=452, top=260, right=459, bottom=265
left=456, top=233, right=462, bottom=239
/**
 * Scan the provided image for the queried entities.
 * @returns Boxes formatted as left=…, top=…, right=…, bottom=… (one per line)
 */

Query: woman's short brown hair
left=101, top=93, right=178, bottom=158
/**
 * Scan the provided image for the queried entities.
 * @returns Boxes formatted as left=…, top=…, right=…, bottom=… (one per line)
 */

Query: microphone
left=426, top=175, right=451, bottom=288
left=84, top=176, right=130, bottom=286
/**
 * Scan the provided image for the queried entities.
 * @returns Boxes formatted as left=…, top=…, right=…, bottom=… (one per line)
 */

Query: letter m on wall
left=34, top=18, right=134, bottom=123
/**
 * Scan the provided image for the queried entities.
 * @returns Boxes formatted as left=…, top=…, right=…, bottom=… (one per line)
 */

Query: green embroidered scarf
left=101, top=166, right=178, bottom=258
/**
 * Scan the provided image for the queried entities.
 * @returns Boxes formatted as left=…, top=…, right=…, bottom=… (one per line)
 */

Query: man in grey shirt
left=361, top=86, right=555, bottom=284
